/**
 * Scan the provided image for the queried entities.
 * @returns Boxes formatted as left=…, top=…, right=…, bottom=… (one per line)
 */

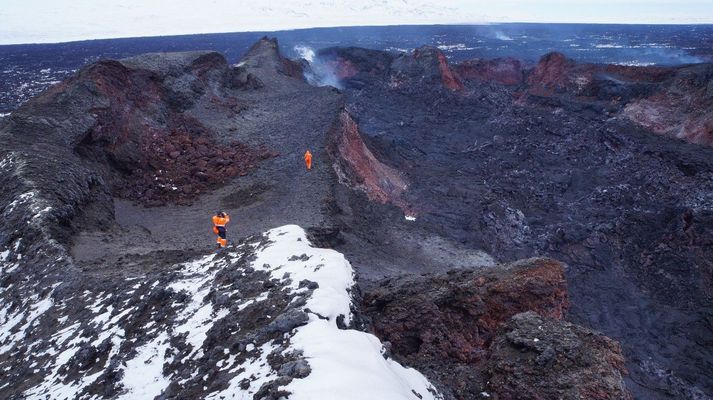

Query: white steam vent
left=294, top=44, right=343, bottom=89
left=294, top=45, right=316, bottom=63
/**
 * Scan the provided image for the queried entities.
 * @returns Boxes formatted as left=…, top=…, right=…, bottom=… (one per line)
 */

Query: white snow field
left=215, top=225, right=442, bottom=400
left=0, top=225, right=441, bottom=399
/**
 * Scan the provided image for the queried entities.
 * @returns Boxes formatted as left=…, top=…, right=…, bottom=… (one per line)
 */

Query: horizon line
left=1, top=21, right=713, bottom=46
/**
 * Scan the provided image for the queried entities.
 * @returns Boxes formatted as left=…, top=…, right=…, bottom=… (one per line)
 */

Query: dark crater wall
left=320, top=45, right=713, bottom=399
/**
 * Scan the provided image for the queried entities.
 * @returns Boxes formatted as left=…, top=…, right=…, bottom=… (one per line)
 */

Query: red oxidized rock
left=454, top=58, right=524, bottom=86
left=364, top=258, right=569, bottom=363
left=66, top=56, right=275, bottom=206
left=328, top=110, right=411, bottom=213
left=390, top=46, right=463, bottom=91
left=621, top=64, right=713, bottom=145
left=527, top=52, right=578, bottom=94
left=434, top=51, right=464, bottom=91
left=363, top=258, right=631, bottom=398
left=327, top=58, right=360, bottom=79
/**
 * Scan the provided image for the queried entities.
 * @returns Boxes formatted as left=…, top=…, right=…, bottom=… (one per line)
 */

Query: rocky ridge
left=0, top=224, right=442, bottom=399
left=320, top=45, right=713, bottom=146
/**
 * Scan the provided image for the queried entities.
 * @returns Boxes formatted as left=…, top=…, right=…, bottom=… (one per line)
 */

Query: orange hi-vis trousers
left=214, top=226, right=227, bottom=247
left=212, top=214, right=230, bottom=247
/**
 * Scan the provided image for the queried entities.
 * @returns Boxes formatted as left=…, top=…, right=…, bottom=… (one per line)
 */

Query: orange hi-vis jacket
left=212, top=214, right=230, bottom=229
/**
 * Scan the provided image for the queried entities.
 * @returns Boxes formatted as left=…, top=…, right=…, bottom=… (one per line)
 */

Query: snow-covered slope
left=0, top=225, right=440, bottom=399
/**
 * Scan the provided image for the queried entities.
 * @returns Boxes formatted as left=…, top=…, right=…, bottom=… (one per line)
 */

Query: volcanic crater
left=0, top=37, right=712, bottom=399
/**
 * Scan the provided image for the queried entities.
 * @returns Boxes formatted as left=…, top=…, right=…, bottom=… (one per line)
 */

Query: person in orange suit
left=212, top=211, right=230, bottom=248
left=304, top=150, right=312, bottom=170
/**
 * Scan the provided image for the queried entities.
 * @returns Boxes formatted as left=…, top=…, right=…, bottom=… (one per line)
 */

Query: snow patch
left=221, top=225, right=441, bottom=399
left=614, top=61, right=657, bottom=67
left=0, top=294, right=53, bottom=354
left=0, top=155, right=14, bottom=170
left=252, top=225, right=354, bottom=324
left=24, top=323, right=97, bottom=399
left=437, top=43, right=477, bottom=51
left=387, top=47, right=412, bottom=53
left=5, top=190, right=52, bottom=221
left=286, top=319, right=439, bottom=399
left=12, top=225, right=440, bottom=399
left=205, top=342, right=277, bottom=399
left=595, top=43, right=626, bottom=49
left=118, top=332, right=171, bottom=400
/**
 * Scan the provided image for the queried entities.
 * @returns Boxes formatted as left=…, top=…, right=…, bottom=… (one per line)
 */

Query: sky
left=0, top=0, right=712, bottom=45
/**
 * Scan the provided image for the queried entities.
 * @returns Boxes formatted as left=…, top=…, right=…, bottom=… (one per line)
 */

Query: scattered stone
left=278, top=360, right=311, bottom=378
left=265, top=309, right=310, bottom=334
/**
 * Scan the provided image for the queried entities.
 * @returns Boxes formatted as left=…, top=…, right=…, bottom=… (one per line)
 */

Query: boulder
left=486, top=311, right=631, bottom=400
left=362, top=258, right=631, bottom=399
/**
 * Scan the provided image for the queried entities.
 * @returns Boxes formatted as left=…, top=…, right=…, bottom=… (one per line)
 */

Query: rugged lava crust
left=1, top=38, right=712, bottom=399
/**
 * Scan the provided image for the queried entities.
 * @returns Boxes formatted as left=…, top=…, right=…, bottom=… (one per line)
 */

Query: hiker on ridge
left=304, top=150, right=312, bottom=170
left=212, top=211, right=230, bottom=248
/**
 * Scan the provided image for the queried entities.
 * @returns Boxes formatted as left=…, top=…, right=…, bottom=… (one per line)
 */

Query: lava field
left=0, top=36, right=712, bottom=399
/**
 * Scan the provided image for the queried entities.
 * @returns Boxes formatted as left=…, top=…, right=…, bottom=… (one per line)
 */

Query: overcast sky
left=1, top=0, right=712, bottom=45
